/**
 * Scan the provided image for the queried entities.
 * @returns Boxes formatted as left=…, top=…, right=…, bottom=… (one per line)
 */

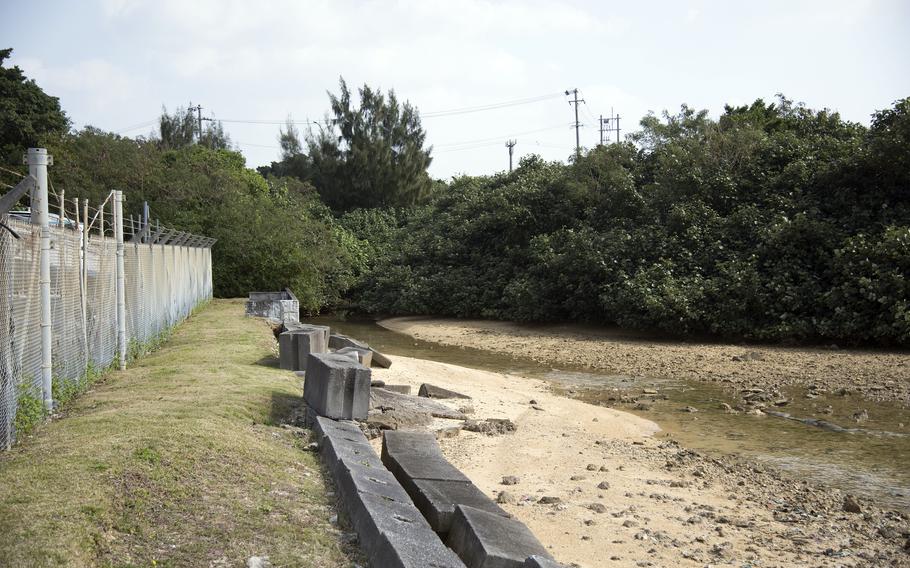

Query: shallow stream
left=306, top=316, right=910, bottom=511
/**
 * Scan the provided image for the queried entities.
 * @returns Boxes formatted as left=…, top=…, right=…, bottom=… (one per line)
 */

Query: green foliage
left=349, top=97, right=910, bottom=345
left=156, top=105, right=232, bottom=150
left=13, top=384, right=45, bottom=438
left=0, top=48, right=70, bottom=164
left=304, top=78, right=434, bottom=212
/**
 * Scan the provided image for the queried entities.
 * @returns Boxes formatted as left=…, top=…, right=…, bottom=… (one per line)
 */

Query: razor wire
left=0, top=211, right=213, bottom=448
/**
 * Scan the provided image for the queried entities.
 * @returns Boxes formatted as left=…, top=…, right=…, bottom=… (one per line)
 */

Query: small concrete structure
left=279, top=326, right=328, bottom=371
left=304, top=353, right=371, bottom=420
left=246, top=289, right=299, bottom=325
left=446, top=505, right=552, bottom=568
left=411, top=478, right=509, bottom=534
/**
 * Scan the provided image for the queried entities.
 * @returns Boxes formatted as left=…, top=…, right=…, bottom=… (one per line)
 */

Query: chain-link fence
left=0, top=210, right=213, bottom=448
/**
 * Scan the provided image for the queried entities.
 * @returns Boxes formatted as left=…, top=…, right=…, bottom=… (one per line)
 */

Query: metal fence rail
left=0, top=151, right=214, bottom=448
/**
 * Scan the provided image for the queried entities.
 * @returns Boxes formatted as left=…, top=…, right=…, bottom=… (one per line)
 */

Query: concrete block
left=411, top=478, right=509, bottom=534
left=336, top=456, right=412, bottom=504
left=329, top=333, right=393, bottom=368
left=322, top=431, right=385, bottom=475
left=278, top=330, right=298, bottom=370
left=419, top=383, right=472, bottom=400
left=345, top=489, right=466, bottom=568
left=336, top=346, right=373, bottom=367
left=296, top=329, right=328, bottom=371
left=304, top=353, right=371, bottom=420
left=523, top=556, right=567, bottom=568
left=382, top=431, right=470, bottom=494
left=446, top=505, right=551, bottom=568
left=312, top=415, right=362, bottom=443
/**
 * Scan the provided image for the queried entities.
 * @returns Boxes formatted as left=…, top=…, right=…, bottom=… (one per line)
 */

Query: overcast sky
left=3, top=0, right=908, bottom=179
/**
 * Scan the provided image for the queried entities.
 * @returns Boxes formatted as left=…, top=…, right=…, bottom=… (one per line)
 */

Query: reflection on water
left=306, top=315, right=910, bottom=511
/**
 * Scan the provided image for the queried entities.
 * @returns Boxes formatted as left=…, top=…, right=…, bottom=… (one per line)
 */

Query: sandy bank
left=379, top=317, right=910, bottom=406
left=368, top=355, right=908, bottom=568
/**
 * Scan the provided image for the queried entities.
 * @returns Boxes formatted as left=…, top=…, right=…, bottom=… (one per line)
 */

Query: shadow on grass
left=255, top=355, right=280, bottom=368
left=270, top=391, right=304, bottom=426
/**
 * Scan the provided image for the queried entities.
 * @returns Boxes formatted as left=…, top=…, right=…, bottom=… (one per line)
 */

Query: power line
left=422, top=92, right=563, bottom=118
left=433, top=124, right=567, bottom=149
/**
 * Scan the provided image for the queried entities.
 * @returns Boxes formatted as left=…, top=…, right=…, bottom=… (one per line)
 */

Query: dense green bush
left=345, top=97, right=910, bottom=346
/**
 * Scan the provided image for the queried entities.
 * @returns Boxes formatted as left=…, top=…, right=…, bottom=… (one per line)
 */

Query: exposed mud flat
left=379, top=316, right=910, bottom=406
left=370, top=355, right=910, bottom=568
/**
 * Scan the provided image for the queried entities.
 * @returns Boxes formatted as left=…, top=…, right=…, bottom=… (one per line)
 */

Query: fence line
left=0, top=151, right=214, bottom=448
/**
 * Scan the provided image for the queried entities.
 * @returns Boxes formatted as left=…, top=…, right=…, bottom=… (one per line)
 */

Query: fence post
left=26, top=148, right=54, bottom=412
left=114, top=190, right=127, bottom=370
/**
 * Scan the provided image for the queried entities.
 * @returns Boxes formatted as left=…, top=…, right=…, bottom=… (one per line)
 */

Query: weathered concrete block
left=312, top=415, right=362, bottom=444
left=419, top=383, right=472, bottom=400
left=329, top=333, right=393, bottom=368
left=345, top=488, right=466, bottom=568
left=446, top=505, right=551, bottom=568
left=335, top=346, right=373, bottom=367
left=336, top=456, right=412, bottom=505
left=411, top=478, right=509, bottom=534
left=523, top=555, right=567, bottom=568
left=304, top=353, right=371, bottom=420
left=322, top=430, right=385, bottom=475
left=296, top=329, right=328, bottom=371
left=278, top=330, right=298, bottom=370
left=381, top=431, right=470, bottom=494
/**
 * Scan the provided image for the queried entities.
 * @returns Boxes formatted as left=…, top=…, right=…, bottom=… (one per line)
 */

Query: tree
left=157, top=104, right=231, bottom=150
left=307, top=78, right=434, bottom=212
left=0, top=48, right=70, bottom=163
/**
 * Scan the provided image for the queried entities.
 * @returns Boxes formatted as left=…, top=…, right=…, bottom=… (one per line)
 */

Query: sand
left=369, top=355, right=908, bottom=568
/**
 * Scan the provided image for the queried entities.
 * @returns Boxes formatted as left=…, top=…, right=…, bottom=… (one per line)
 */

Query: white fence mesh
left=0, top=215, right=213, bottom=448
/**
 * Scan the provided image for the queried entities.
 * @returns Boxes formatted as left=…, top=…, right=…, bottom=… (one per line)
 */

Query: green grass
left=0, top=299, right=361, bottom=568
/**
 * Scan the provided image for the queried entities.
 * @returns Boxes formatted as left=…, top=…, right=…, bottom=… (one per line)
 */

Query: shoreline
left=369, top=354, right=909, bottom=568
left=378, top=316, right=910, bottom=407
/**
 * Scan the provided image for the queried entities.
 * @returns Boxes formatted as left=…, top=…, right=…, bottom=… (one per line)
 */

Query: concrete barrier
left=304, top=353, right=371, bottom=420
left=381, top=431, right=509, bottom=533
left=314, top=415, right=466, bottom=568
left=419, top=383, right=472, bottom=400
left=446, top=505, right=552, bottom=568
left=523, top=555, right=567, bottom=568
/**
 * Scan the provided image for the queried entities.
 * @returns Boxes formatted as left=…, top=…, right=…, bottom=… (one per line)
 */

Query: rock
left=418, top=383, right=471, bottom=400
left=843, top=494, right=862, bottom=513
left=378, top=384, right=412, bottom=395
left=597, top=481, right=610, bottom=490
left=502, top=476, right=520, bottom=485
left=732, top=351, right=764, bottom=362
left=496, top=491, right=517, bottom=504
left=586, top=464, right=597, bottom=471
left=642, top=389, right=658, bottom=395
left=852, top=409, right=869, bottom=423
left=247, top=557, right=271, bottom=568
left=435, top=426, right=462, bottom=439
left=531, top=405, right=545, bottom=411
left=720, top=403, right=738, bottom=414
left=622, top=519, right=637, bottom=528
left=463, top=418, right=516, bottom=435
left=371, top=380, right=386, bottom=388
left=681, top=406, right=698, bottom=413
left=538, top=496, right=562, bottom=505
left=599, top=466, right=608, bottom=472
left=570, top=475, right=586, bottom=481
left=365, top=409, right=432, bottom=432
left=529, top=399, right=538, bottom=404
left=586, top=503, right=607, bottom=514
left=458, top=404, right=476, bottom=415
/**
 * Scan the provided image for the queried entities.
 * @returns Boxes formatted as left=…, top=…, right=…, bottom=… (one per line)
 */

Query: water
left=307, top=315, right=910, bottom=511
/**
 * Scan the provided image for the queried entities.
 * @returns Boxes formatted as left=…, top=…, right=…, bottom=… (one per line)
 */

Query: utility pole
left=191, top=104, right=203, bottom=143
left=599, top=114, right=605, bottom=146
left=615, top=114, right=621, bottom=143
left=505, top=139, right=517, bottom=172
left=565, top=88, right=585, bottom=159
left=601, top=108, right=622, bottom=144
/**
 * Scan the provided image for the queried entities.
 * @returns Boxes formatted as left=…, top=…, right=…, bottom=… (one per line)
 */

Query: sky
left=2, top=0, right=909, bottom=179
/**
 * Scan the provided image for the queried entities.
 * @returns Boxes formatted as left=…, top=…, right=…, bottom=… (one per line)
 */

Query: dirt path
left=379, top=317, right=910, bottom=406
